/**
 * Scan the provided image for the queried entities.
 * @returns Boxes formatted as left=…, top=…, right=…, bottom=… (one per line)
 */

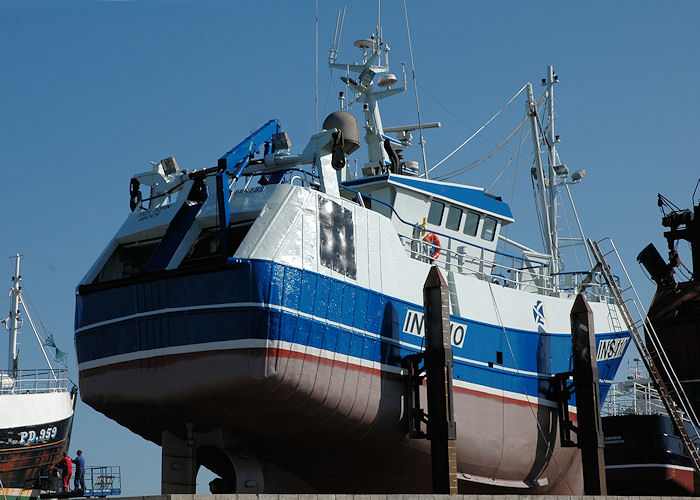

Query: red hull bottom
left=79, top=347, right=582, bottom=494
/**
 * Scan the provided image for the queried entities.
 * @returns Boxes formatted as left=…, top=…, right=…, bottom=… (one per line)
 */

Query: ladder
left=588, top=238, right=700, bottom=470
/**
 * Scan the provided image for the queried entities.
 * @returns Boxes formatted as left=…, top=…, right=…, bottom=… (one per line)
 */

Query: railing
left=339, top=184, right=616, bottom=301
left=553, top=271, right=620, bottom=303
left=398, top=233, right=555, bottom=291
left=241, top=167, right=320, bottom=188
left=0, top=369, right=71, bottom=394
left=85, top=466, right=121, bottom=497
left=602, top=378, right=668, bottom=417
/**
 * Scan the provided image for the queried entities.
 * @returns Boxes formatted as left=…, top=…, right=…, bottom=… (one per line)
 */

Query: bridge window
left=446, top=206, right=462, bottom=230
left=427, top=200, right=445, bottom=225
left=481, top=217, right=497, bottom=241
left=463, top=211, right=480, bottom=237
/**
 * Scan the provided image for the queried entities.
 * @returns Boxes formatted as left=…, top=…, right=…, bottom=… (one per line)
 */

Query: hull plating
left=79, top=348, right=583, bottom=493
left=604, top=414, right=699, bottom=495
left=76, top=259, right=622, bottom=493
left=0, top=410, right=74, bottom=490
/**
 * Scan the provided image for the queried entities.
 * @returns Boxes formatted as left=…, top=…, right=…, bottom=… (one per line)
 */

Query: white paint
left=0, top=391, right=73, bottom=428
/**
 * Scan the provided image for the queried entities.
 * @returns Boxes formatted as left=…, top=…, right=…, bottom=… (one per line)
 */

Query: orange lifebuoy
left=422, top=232, right=441, bottom=261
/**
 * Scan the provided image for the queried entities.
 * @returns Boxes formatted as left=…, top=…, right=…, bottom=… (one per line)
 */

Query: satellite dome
left=377, top=74, right=398, bottom=88
left=322, top=111, right=360, bottom=155
left=354, top=39, right=373, bottom=49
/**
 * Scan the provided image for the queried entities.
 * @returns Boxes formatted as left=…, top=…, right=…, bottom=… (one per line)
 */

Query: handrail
left=0, top=369, right=71, bottom=394
left=339, top=183, right=549, bottom=268
left=241, top=167, right=320, bottom=179
left=341, top=183, right=618, bottom=300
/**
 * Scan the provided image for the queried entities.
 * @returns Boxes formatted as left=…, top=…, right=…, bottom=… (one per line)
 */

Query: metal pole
left=8, top=254, right=21, bottom=375
left=570, top=293, right=606, bottom=495
left=545, top=66, right=559, bottom=262
left=526, top=84, right=555, bottom=268
left=423, top=266, right=458, bottom=494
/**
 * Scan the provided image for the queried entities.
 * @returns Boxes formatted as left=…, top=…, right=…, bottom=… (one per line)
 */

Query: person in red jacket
left=57, top=452, right=72, bottom=492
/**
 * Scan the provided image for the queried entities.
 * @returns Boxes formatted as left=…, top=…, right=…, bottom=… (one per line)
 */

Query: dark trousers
left=74, top=471, right=85, bottom=491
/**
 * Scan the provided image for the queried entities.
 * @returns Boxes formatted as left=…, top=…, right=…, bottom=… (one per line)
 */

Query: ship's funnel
left=323, top=111, right=360, bottom=155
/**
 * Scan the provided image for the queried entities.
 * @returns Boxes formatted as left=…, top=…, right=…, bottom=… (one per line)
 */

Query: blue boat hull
left=75, top=258, right=621, bottom=492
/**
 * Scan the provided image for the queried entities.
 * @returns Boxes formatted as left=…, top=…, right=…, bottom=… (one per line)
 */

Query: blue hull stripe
left=75, top=259, right=628, bottom=403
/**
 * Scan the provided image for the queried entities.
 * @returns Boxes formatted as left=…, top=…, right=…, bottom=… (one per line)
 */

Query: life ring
left=422, top=232, right=441, bottom=261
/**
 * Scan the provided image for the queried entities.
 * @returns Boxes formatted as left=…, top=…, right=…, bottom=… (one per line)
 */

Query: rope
left=485, top=280, right=576, bottom=493
left=430, top=83, right=529, bottom=173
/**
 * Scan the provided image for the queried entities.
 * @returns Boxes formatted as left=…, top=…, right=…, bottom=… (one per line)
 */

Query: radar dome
left=322, top=111, right=360, bottom=155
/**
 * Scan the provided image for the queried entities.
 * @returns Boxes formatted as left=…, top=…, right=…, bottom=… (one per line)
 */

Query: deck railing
left=339, top=185, right=616, bottom=301
left=85, top=466, right=121, bottom=497
left=602, top=378, right=668, bottom=417
left=0, top=369, right=71, bottom=394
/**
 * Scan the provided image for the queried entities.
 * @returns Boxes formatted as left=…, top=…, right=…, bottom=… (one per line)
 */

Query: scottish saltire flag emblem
left=533, top=300, right=545, bottom=326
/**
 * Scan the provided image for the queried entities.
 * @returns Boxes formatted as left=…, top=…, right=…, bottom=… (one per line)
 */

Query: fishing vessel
left=74, top=18, right=631, bottom=494
left=638, top=185, right=700, bottom=415
left=1, top=256, right=77, bottom=500
left=602, top=366, right=700, bottom=495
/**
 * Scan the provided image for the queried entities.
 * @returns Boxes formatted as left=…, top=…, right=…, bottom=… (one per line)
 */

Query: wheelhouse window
left=481, top=217, right=497, bottom=241
left=427, top=200, right=445, bottom=225
left=463, top=210, right=480, bottom=237
left=445, top=206, right=463, bottom=231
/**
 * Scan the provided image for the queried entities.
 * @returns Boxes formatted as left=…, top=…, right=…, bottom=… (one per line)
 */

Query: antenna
left=329, top=6, right=346, bottom=64
left=7, top=254, right=22, bottom=375
left=315, top=0, right=319, bottom=132
left=402, top=0, right=429, bottom=178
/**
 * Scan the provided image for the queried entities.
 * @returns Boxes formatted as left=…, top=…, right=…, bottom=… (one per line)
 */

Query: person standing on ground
left=73, top=449, right=86, bottom=491
left=58, top=452, right=72, bottom=492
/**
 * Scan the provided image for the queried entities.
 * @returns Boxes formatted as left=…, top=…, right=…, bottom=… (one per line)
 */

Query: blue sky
left=1, top=0, right=698, bottom=495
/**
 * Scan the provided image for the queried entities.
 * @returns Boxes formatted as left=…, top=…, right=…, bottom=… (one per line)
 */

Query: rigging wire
left=402, top=0, right=429, bottom=178
left=17, top=295, right=57, bottom=380
left=315, top=0, right=319, bottom=132
left=433, top=91, right=545, bottom=184
left=486, top=126, right=531, bottom=192
left=497, top=109, right=528, bottom=249
left=495, top=107, right=528, bottom=255
left=530, top=166, right=548, bottom=253
left=386, top=52, right=513, bottom=154
left=430, top=83, right=529, bottom=174
left=490, top=150, right=534, bottom=195
left=434, top=116, right=528, bottom=182
left=485, top=281, right=576, bottom=494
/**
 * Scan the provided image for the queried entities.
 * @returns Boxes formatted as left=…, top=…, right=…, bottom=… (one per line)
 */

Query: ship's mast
left=543, top=66, right=560, bottom=270
left=329, top=27, right=407, bottom=174
left=527, top=67, right=564, bottom=276
left=527, top=83, right=555, bottom=271
left=7, top=254, right=22, bottom=375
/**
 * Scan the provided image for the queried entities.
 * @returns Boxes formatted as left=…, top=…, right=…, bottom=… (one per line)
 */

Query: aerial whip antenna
left=315, top=0, right=319, bottom=132
left=402, top=0, right=429, bottom=178
left=329, top=6, right=346, bottom=64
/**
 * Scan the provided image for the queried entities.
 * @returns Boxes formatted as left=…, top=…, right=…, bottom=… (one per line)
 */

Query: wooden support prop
left=570, top=293, right=607, bottom=495
left=423, top=265, right=458, bottom=494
